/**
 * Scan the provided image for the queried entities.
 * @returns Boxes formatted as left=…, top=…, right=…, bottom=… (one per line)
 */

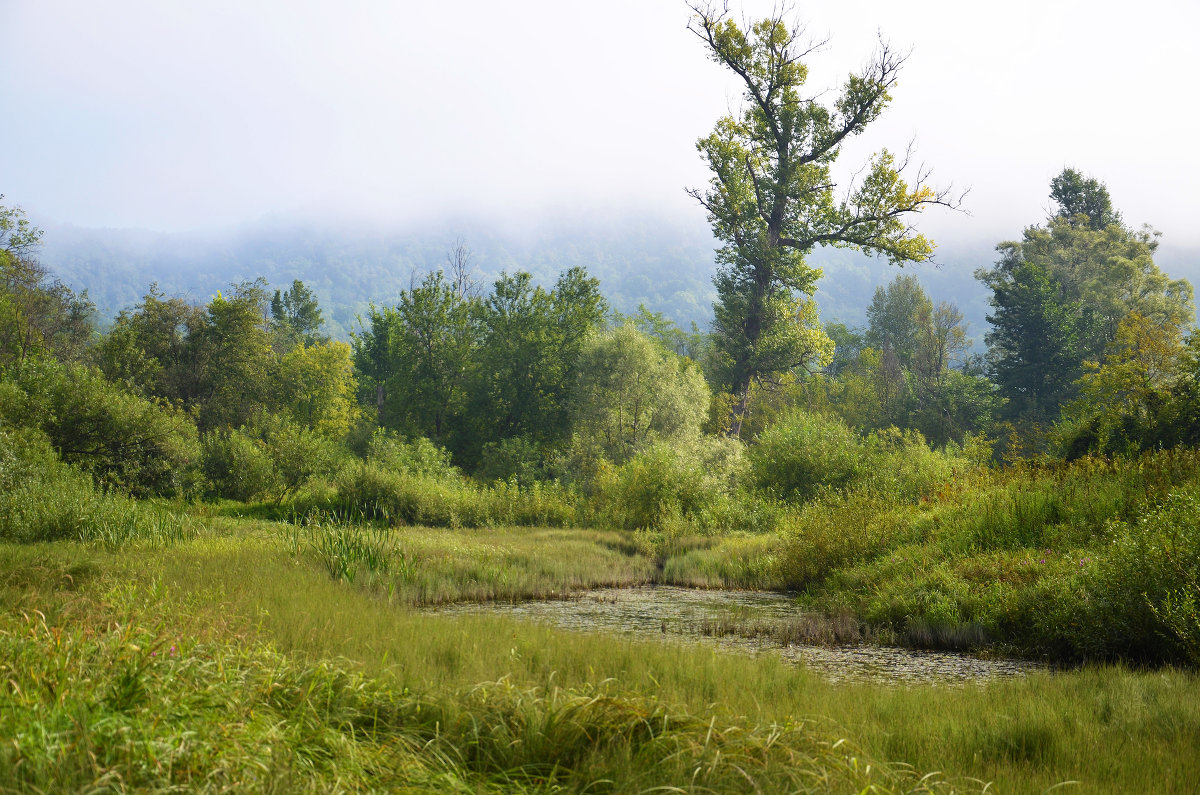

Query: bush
left=0, top=428, right=188, bottom=546
left=1, top=358, right=199, bottom=497
left=775, top=491, right=922, bottom=589
left=748, top=409, right=865, bottom=501
left=200, top=428, right=279, bottom=502
left=324, top=461, right=576, bottom=529
left=860, top=427, right=972, bottom=503
left=331, top=463, right=461, bottom=526
left=1073, top=488, right=1200, bottom=663
left=477, top=435, right=547, bottom=486
left=590, top=441, right=731, bottom=532
left=263, top=421, right=342, bottom=502
left=482, top=478, right=577, bottom=527
left=366, top=429, right=458, bottom=479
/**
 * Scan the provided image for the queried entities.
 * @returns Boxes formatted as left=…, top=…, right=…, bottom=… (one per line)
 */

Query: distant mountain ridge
left=39, top=214, right=1199, bottom=349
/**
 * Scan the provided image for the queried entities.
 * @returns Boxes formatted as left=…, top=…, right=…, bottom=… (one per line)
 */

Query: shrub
left=775, top=491, right=922, bottom=589
left=748, top=409, right=864, bottom=502
left=2, top=358, right=199, bottom=497
left=0, top=428, right=187, bottom=546
left=325, top=461, right=576, bottom=529
left=263, top=421, right=343, bottom=502
left=860, top=427, right=972, bottom=503
left=366, top=429, right=458, bottom=479
left=331, top=463, right=463, bottom=526
left=590, top=442, right=722, bottom=531
left=1074, top=488, right=1200, bottom=663
left=477, top=434, right=547, bottom=486
left=483, top=478, right=577, bottom=527
left=200, top=428, right=279, bottom=502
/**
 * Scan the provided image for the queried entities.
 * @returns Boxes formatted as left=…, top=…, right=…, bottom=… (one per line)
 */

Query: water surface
left=434, top=585, right=1042, bottom=685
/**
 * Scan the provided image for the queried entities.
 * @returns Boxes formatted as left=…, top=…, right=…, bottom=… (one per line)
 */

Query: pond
left=433, top=585, right=1043, bottom=685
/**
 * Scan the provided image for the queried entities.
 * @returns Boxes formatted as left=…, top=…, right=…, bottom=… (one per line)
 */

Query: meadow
left=4, top=464, right=1200, bottom=792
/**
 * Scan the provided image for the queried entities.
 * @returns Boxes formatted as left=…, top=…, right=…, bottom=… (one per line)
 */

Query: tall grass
left=0, top=428, right=191, bottom=547
left=8, top=538, right=1197, bottom=793
left=311, top=461, right=578, bottom=529
left=782, top=449, right=1200, bottom=661
left=0, top=558, right=955, bottom=794
left=288, top=513, right=657, bottom=605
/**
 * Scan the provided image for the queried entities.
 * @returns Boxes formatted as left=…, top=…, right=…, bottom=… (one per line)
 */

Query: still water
left=433, top=585, right=1043, bottom=685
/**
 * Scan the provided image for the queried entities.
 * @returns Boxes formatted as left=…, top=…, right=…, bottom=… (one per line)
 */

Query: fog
left=2, top=0, right=1198, bottom=249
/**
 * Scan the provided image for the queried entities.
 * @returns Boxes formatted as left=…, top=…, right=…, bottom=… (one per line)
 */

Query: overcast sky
left=2, top=0, right=1198, bottom=249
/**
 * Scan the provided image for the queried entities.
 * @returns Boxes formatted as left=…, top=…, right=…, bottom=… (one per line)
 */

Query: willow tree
left=687, top=4, right=957, bottom=432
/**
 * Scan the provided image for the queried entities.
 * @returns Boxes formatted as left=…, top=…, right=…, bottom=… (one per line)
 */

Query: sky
left=2, top=0, right=1198, bottom=249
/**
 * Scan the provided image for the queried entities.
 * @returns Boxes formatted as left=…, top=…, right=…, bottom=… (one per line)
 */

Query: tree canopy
left=979, top=169, right=1194, bottom=426
left=687, top=4, right=957, bottom=431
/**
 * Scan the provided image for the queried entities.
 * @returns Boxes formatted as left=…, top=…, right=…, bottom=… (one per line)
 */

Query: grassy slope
left=4, top=520, right=1200, bottom=793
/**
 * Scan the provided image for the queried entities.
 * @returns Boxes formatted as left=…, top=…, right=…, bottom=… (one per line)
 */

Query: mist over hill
left=39, top=213, right=1198, bottom=349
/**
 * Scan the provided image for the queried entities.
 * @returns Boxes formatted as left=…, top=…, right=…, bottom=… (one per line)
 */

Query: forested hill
left=42, top=213, right=1195, bottom=345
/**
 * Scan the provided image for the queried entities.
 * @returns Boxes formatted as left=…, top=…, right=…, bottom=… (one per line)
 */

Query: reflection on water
left=433, top=586, right=1043, bottom=685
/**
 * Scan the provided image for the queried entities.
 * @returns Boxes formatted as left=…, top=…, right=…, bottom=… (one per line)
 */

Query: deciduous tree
left=270, top=279, right=326, bottom=349
left=978, top=170, right=1193, bottom=426
left=470, top=268, right=606, bottom=452
left=0, top=199, right=93, bottom=367
left=687, top=4, right=957, bottom=432
left=570, top=324, right=709, bottom=465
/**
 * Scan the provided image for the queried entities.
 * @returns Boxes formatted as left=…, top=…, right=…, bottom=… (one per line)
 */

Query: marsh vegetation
left=4, top=6, right=1200, bottom=791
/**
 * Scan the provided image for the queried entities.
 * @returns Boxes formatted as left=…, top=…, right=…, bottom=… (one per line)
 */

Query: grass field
left=4, top=515, right=1200, bottom=793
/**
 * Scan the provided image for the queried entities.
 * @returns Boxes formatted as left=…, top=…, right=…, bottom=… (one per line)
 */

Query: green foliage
left=353, top=266, right=606, bottom=469
left=99, top=280, right=357, bottom=442
left=275, top=339, right=358, bottom=436
left=0, top=595, right=963, bottom=795
left=0, top=195, right=44, bottom=256
left=366, top=429, right=459, bottom=479
left=612, top=303, right=707, bottom=359
left=865, top=274, right=933, bottom=369
left=979, top=170, right=1193, bottom=429
left=779, top=449, right=1200, bottom=662
left=326, top=462, right=575, bottom=529
left=775, top=490, right=923, bottom=590
left=1074, top=488, right=1200, bottom=663
left=589, top=438, right=746, bottom=532
left=100, top=279, right=283, bottom=435
left=1050, top=167, right=1122, bottom=230
left=200, top=428, right=279, bottom=502
left=0, top=427, right=187, bottom=545
left=590, top=446, right=709, bottom=532
left=270, top=278, right=326, bottom=348
left=689, top=8, right=949, bottom=412
left=800, top=276, right=993, bottom=446
left=860, top=427, right=971, bottom=504
left=357, top=269, right=478, bottom=444
left=261, top=419, right=343, bottom=502
left=190, top=280, right=276, bottom=431
left=980, top=258, right=1092, bottom=423
left=1057, top=311, right=1189, bottom=457
left=749, top=408, right=865, bottom=501
left=469, top=268, right=606, bottom=457
left=96, top=284, right=201, bottom=398
left=823, top=322, right=866, bottom=377
left=569, top=324, right=709, bottom=467
left=0, top=200, right=93, bottom=368
left=2, top=358, right=199, bottom=497
left=476, top=434, right=547, bottom=486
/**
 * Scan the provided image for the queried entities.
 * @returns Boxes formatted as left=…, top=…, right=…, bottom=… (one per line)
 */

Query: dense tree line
left=3, top=161, right=1198, bottom=512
